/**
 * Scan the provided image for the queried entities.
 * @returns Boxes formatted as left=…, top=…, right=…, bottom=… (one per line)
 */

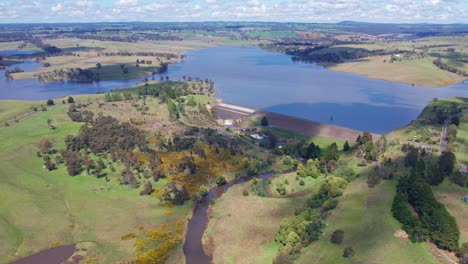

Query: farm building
left=463, top=195, right=468, bottom=203
left=460, top=165, right=468, bottom=174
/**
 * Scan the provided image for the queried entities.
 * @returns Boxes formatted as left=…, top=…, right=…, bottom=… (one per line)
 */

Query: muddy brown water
left=11, top=245, right=76, bottom=264
left=183, top=172, right=277, bottom=264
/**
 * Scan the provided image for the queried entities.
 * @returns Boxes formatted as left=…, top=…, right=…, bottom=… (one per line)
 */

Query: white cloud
left=0, top=0, right=466, bottom=23
left=51, top=3, right=62, bottom=12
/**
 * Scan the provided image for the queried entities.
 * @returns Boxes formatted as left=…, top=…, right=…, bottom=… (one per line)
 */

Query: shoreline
left=212, top=101, right=374, bottom=141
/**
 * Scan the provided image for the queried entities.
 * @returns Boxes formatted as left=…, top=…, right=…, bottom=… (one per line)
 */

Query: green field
left=455, top=113, right=468, bottom=164
left=432, top=180, right=468, bottom=244
left=92, top=64, right=159, bottom=81
left=269, top=172, right=325, bottom=197
left=0, top=106, right=190, bottom=263
left=0, top=100, right=41, bottom=124
left=269, top=127, right=348, bottom=148
left=297, top=177, right=435, bottom=264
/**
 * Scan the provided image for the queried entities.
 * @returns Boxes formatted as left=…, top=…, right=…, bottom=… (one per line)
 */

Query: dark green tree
left=46, top=99, right=54, bottom=106
left=261, top=116, right=269, bottom=126
left=343, top=141, right=350, bottom=152
left=438, top=151, right=456, bottom=176
left=67, top=96, right=75, bottom=104
left=330, top=230, right=344, bottom=244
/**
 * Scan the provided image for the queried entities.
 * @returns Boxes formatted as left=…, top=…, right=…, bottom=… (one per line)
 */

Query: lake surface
left=0, top=50, right=38, bottom=55
left=164, top=46, right=468, bottom=133
left=1, top=46, right=468, bottom=133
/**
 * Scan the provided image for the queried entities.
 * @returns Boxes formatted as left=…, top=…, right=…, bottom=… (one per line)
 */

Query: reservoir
left=1, top=46, right=467, bottom=133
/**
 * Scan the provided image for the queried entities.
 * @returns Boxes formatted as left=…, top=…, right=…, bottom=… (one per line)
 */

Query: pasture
left=0, top=105, right=190, bottom=263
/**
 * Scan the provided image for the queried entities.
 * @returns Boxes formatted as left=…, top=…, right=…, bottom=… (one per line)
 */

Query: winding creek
left=183, top=172, right=276, bottom=264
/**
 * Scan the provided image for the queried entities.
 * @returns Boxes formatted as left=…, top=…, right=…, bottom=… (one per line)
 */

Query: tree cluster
left=392, top=162, right=460, bottom=251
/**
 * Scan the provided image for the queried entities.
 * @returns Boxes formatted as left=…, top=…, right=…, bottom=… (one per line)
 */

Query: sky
left=0, top=0, right=467, bottom=24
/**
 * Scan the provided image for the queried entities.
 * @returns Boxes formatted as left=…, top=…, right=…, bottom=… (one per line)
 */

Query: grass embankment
left=0, top=106, right=190, bottom=263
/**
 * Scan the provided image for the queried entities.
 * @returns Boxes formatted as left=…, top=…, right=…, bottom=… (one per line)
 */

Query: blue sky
left=1, top=0, right=467, bottom=23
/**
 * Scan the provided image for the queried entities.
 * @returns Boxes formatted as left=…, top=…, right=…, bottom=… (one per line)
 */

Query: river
left=1, top=46, right=468, bottom=133
left=183, top=172, right=276, bottom=264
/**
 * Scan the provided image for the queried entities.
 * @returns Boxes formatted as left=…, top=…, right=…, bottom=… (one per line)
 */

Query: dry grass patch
left=328, top=56, right=465, bottom=87
left=203, top=181, right=307, bottom=264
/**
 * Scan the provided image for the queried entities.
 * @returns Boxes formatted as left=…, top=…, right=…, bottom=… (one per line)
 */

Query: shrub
left=343, top=247, right=355, bottom=259
left=276, top=183, right=287, bottom=195
left=199, top=186, right=208, bottom=196
left=322, top=199, right=338, bottom=211
left=330, top=230, right=344, bottom=244
left=215, top=176, right=227, bottom=186
left=46, top=99, right=54, bottom=106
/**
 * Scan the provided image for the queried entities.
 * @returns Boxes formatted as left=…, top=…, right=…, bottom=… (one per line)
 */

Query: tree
left=323, top=143, right=340, bottom=163
left=343, top=141, right=350, bottom=152
left=363, top=141, right=378, bottom=161
left=47, top=118, right=55, bottom=129
left=216, top=176, right=227, bottom=186
left=64, top=151, right=81, bottom=176
left=139, top=181, right=153, bottom=195
left=261, top=116, right=269, bottom=126
left=93, top=162, right=102, bottom=177
left=330, top=230, right=344, bottom=245
left=43, top=155, right=55, bottom=171
left=449, top=171, right=467, bottom=188
left=96, top=63, right=102, bottom=70
left=451, top=116, right=460, bottom=126
left=46, top=99, right=54, bottom=106
left=67, top=96, right=75, bottom=104
left=447, top=124, right=457, bottom=142
left=357, top=131, right=373, bottom=145
left=38, top=138, right=54, bottom=154
left=83, top=157, right=95, bottom=175
left=438, top=151, right=456, bottom=175
left=376, top=135, right=387, bottom=153
left=343, top=246, right=355, bottom=259
left=273, top=251, right=293, bottom=264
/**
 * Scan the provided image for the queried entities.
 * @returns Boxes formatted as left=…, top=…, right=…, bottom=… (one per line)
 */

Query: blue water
left=0, top=50, right=38, bottom=55
left=1, top=46, right=467, bottom=133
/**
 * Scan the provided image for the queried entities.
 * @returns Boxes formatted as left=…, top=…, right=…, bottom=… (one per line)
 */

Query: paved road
left=373, top=161, right=386, bottom=178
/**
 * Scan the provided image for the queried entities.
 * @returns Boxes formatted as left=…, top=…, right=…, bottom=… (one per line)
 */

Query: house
left=250, top=134, right=264, bottom=140
left=460, top=165, right=468, bottom=174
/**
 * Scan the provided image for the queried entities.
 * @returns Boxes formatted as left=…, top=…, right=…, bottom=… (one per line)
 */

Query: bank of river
left=11, top=245, right=76, bottom=264
left=1, top=46, right=467, bottom=133
left=183, top=172, right=277, bottom=264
